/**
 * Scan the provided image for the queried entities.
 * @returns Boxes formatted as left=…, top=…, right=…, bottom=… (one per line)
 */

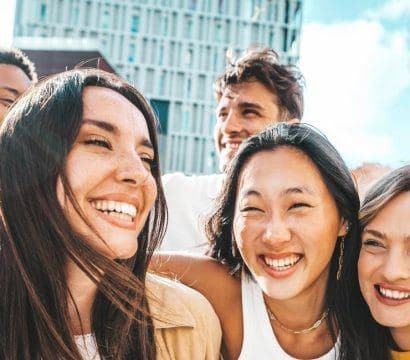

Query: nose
left=382, top=250, right=410, bottom=282
left=262, top=216, right=292, bottom=248
left=115, top=151, right=151, bottom=186
left=221, top=111, right=243, bottom=135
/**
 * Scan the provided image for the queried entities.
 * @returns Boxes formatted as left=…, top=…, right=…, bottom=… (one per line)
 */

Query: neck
left=66, top=260, right=99, bottom=335
left=391, top=326, right=410, bottom=351
left=264, top=272, right=329, bottom=332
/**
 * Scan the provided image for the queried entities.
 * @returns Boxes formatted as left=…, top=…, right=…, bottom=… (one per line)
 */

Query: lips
left=220, top=138, right=244, bottom=151
left=374, top=284, right=410, bottom=306
left=263, top=254, right=302, bottom=271
left=88, top=195, right=140, bottom=230
left=259, top=254, right=303, bottom=279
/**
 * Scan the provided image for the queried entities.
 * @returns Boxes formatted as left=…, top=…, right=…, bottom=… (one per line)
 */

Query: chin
left=96, top=236, right=139, bottom=260
left=372, top=309, right=410, bottom=329
left=256, top=276, right=301, bottom=301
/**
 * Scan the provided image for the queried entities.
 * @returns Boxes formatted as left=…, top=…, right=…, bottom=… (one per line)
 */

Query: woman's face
left=57, top=86, right=157, bottom=259
left=233, top=147, right=347, bottom=301
left=358, top=191, right=410, bottom=328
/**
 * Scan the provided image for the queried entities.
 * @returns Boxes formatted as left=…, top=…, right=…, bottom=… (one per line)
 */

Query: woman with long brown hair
left=358, top=165, right=410, bottom=359
left=0, top=69, right=221, bottom=360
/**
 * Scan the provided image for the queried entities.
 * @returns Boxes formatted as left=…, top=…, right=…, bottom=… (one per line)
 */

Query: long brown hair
left=0, top=69, right=167, bottom=359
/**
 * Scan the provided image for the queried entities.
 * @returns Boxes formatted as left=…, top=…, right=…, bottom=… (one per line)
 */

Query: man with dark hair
left=0, top=47, right=37, bottom=122
left=213, top=47, right=303, bottom=172
left=162, top=46, right=304, bottom=251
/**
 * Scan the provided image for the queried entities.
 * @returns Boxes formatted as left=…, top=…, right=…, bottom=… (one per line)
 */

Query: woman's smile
left=259, top=253, right=303, bottom=278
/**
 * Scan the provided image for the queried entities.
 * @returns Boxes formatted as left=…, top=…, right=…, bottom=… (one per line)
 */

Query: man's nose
left=221, top=111, right=242, bottom=134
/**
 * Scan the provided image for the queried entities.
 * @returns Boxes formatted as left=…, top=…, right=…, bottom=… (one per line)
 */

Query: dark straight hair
left=0, top=69, right=167, bottom=359
left=207, top=123, right=389, bottom=359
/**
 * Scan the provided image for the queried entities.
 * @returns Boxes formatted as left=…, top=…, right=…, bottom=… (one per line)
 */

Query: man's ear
left=287, top=118, right=300, bottom=125
left=338, top=218, right=349, bottom=237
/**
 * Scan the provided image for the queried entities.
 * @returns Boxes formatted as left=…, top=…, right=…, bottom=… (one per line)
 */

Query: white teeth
left=91, top=200, right=137, bottom=218
left=379, top=286, right=410, bottom=300
left=226, top=143, right=240, bottom=150
left=264, top=255, right=301, bottom=271
left=108, top=200, right=115, bottom=211
left=107, top=211, right=133, bottom=222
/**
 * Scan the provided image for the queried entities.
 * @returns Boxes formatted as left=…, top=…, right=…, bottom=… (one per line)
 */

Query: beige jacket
left=147, top=274, right=222, bottom=360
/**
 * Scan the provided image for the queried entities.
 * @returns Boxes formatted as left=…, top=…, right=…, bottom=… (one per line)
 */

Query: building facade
left=14, top=0, right=303, bottom=174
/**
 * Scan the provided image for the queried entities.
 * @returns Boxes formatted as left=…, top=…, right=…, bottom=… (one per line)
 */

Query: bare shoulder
left=151, top=252, right=240, bottom=306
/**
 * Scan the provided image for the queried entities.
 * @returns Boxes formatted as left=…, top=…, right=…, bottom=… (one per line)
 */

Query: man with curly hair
left=162, top=46, right=304, bottom=251
left=0, top=47, right=38, bottom=122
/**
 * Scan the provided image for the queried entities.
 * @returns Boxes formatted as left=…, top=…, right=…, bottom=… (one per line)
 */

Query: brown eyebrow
left=82, top=118, right=154, bottom=150
left=215, top=100, right=264, bottom=115
left=240, top=189, right=262, bottom=198
left=83, top=118, right=117, bottom=134
left=140, top=138, right=154, bottom=150
left=281, top=186, right=316, bottom=196
left=363, top=228, right=387, bottom=240
left=240, top=186, right=315, bottom=199
left=237, top=101, right=264, bottom=111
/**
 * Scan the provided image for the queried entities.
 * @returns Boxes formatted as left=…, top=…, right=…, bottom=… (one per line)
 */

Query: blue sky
left=300, top=0, right=410, bottom=168
left=0, top=0, right=409, bottom=168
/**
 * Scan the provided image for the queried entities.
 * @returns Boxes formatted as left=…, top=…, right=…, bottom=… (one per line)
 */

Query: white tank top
left=238, top=274, right=339, bottom=360
left=74, top=334, right=101, bottom=360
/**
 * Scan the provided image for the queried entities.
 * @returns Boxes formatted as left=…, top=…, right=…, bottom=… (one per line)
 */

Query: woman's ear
left=338, top=218, right=349, bottom=237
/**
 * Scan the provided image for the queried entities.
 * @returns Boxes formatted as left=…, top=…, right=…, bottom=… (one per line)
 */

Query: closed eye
left=289, top=203, right=311, bottom=210
left=243, top=109, right=260, bottom=117
left=140, top=155, right=155, bottom=170
left=84, top=136, right=112, bottom=150
left=362, top=239, right=385, bottom=248
left=240, top=206, right=262, bottom=212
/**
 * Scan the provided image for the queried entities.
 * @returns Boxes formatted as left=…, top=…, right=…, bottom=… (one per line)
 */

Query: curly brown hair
left=214, top=46, right=304, bottom=120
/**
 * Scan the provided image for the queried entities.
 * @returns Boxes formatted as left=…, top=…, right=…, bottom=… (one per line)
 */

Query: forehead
left=238, top=147, right=328, bottom=196
left=367, top=192, right=410, bottom=233
left=0, top=64, right=31, bottom=95
left=82, top=86, right=150, bottom=136
left=218, top=81, right=278, bottom=108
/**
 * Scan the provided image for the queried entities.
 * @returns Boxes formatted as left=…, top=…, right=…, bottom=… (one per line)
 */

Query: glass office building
left=14, top=0, right=303, bottom=174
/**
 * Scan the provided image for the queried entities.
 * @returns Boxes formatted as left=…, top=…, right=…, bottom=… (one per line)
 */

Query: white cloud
left=365, top=0, right=410, bottom=20
left=299, top=19, right=410, bottom=167
left=0, top=0, right=16, bottom=46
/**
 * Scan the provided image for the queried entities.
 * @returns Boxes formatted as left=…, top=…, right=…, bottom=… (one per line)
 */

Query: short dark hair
left=214, top=46, right=304, bottom=120
left=207, top=123, right=389, bottom=360
left=0, top=47, right=38, bottom=82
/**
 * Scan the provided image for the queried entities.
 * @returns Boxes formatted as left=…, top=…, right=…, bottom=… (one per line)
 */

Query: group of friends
left=0, top=46, right=408, bottom=360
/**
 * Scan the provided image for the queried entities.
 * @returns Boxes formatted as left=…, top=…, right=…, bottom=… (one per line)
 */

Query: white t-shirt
left=239, top=274, right=339, bottom=360
left=161, top=172, right=224, bottom=252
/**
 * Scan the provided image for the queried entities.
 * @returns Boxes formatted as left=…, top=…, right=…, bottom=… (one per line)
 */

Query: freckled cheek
left=142, top=176, right=157, bottom=210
